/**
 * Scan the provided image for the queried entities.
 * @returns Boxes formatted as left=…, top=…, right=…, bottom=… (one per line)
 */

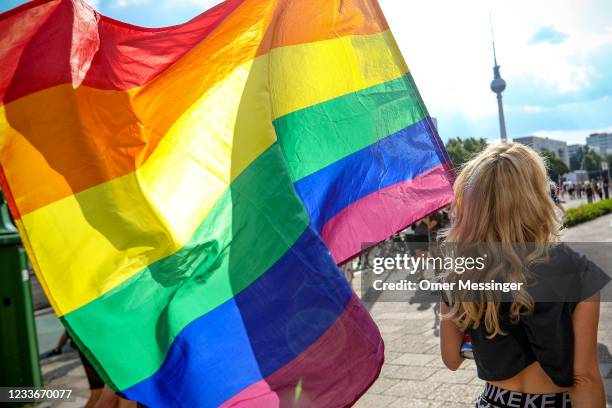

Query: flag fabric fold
left=0, top=0, right=454, bottom=406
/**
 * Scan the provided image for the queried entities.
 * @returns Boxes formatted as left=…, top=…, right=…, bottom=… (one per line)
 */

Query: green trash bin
left=0, top=190, right=42, bottom=388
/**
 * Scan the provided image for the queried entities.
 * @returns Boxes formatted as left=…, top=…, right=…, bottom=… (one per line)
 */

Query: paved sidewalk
left=562, top=196, right=588, bottom=210
left=358, top=213, right=612, bottom=407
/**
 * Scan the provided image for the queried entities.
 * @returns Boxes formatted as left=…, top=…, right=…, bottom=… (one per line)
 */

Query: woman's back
left=491, top=362, right=567, bottom=395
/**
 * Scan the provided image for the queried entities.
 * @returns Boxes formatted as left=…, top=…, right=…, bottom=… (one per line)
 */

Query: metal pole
left=497, top=93, right=507, bottom=143
left=0, top=190, right=42, bottom=388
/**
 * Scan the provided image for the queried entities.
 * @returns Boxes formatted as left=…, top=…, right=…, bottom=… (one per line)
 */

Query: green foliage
left=581, top=148, right=602, bottom=171
left=565, top=199, right=612, bottom=227
left=569, top=145, right=588, bottom=171
left=604, top=154, right=612, bottom=169
left=445, top=137, right=488, bottom=169
left=539, top=149, right=569, bottom=182
left=569, top=146, right=608, bottom=172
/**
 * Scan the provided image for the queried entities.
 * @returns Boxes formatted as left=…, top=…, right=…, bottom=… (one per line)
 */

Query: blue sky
left=2, top=0, right=611, bottom=145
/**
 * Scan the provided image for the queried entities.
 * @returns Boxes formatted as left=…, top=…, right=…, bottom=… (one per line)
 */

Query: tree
left=604, top=154, right=612, bottom=170
left=539, top=149, right=569, bottom=183
left=569, top=146, right=586, bottom=171
left=581, top=149, right=602, bottom=171
left=445, top=137, right=488, bottom=169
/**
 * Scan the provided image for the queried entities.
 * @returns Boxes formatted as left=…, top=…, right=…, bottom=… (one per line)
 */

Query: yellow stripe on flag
left=270, top=30, right=407, bottom=119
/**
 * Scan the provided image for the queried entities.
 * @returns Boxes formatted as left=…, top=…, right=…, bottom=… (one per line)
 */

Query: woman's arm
left=440, top=301, right=465, bottom=371
left=569, top=293, right=605, bottom=407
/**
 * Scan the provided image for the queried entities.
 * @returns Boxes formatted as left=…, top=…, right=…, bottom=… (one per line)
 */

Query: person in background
left=550, top=182, right=566, bottom=214
left=585, top=181, right=594, bottom=203
left=595, top=180, right=603, bottom=201
left=440, top=143, right=608, bottom=408
left=604, top=179, right=610, bottom=200
left=427, top=210, right=445, bottom=278
left=411, top=217, right=430, bottom=281
left=560, top=183, right=567, bottom=200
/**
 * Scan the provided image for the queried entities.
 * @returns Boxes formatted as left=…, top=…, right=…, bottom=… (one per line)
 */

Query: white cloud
left=111, top=0, right=149, bottom=8
left=521, top=105, right=551, bottom=113
left=99, top=0, right=223, bottom=11
left=161, top=0, right=224, bottom=10
left=378, top=0, right=612, bottom=123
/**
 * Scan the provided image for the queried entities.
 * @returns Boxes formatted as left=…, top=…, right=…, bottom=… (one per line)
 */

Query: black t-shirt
left=444, top=243, right=610, bottom=387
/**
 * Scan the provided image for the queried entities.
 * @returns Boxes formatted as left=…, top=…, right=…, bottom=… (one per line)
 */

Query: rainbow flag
left=0, top=0, right=453, bottom=406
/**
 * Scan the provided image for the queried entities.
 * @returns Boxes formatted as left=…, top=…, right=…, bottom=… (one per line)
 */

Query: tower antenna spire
left=489, top=11, right=508, bottom=142
left=489, top=11, right=498, bottom=67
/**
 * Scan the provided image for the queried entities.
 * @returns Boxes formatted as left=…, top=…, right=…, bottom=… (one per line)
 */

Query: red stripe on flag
left=1, top=0, right=246, bottom=104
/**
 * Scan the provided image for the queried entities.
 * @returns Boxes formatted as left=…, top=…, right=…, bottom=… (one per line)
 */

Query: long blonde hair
left=443, top=143, right=561, bottom=337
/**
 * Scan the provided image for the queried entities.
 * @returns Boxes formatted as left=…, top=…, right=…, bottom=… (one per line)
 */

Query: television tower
left=489, top=15, right=508, bottom=142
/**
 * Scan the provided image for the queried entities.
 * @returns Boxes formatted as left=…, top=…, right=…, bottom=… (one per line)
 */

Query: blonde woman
left=439, top=143, right=609, bottom=408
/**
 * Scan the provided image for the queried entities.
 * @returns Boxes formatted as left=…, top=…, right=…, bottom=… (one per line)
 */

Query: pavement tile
left=391, top=353, right=437, bottom=367
left=353, top=394, right=398, bottom=408
left=382, top=332, right=405, bottom=342
left=368, top=377, right=403, bottom=394
left=427, top=384, right=483, bottom=403
left=376, top=312, right=436, bottom=320
left=399, top=323, right=433, bottom=335
left=389, top=398, right=444, bottom=408
left=382, top=380, right=441, bottom=398
left=369, top=303, right=410, bottom=314
left=430, top=369, right=475, bottom=384
left=378, top=325, right=405, bottom=334
left=378, top=319, right=429, bottom=326
left=434, top=402, right=477, bottom=408
left=385, top=351, right=404, bottom=362
left=380, top=363, right=402, bottom=377
left=393, top=334, right=439, bottom=345
left=422, top=344, right=440, bottom=355
left=385, top=366, right=437, bottom=381
left=387, top=338, right=438, bottom=354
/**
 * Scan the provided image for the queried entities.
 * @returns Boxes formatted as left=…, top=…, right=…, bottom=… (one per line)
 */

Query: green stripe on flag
left=274, top=73, right=427, bottom=182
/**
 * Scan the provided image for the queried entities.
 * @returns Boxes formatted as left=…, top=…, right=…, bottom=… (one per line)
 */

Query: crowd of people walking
left=562, top=179, right=610, bottom=203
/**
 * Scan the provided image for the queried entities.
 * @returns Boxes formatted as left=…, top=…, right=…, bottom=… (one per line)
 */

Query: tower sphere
left=491, top=77, right=506, bottom=93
